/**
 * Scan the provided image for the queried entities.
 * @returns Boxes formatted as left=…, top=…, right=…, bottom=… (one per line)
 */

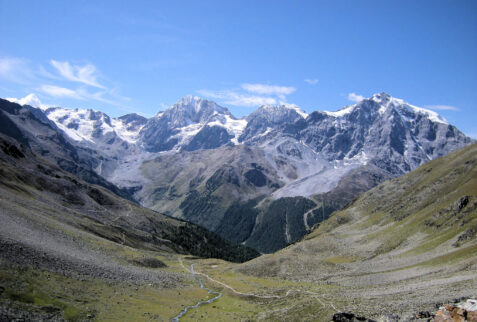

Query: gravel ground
left=0, top=299, right=66, bottom=322
left=0, top=193, right=184, bottom=287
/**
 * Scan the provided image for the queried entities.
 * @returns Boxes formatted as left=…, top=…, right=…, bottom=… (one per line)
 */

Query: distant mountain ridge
left=23, top=92, right=472, bottom=180
left=2, top=93, right=473, bottom=252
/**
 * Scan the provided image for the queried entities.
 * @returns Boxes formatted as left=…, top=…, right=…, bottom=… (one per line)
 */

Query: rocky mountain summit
left=140, top=95, right=244, bottom=152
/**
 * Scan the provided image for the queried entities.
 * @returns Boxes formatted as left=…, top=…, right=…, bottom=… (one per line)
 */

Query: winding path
left=171, top=264, right=222, bottom=321
left=172, top=259, right=340, bottom=320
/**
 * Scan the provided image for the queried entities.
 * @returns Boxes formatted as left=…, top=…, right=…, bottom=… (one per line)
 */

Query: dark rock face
left=140, top=116, right=180, bottom=152
left=118, top=113, right=147, bottom=131
left=0, top=140, right=25, bottom=159
left=332, top=312, right=376, bottom=322
left=244, top=168, right=267, bottom=187
left=293, top=93, right=473, bottom=175
left=0, top=107, right=30, bottom=146
left=0, top=99, right=134, bottom=201
left=183, top=125, right=233, bottom=151
left=415, top=311, right=432, bottom=318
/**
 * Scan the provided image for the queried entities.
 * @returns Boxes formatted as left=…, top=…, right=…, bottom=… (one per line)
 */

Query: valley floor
left=2, top=238, right=475, bottom=321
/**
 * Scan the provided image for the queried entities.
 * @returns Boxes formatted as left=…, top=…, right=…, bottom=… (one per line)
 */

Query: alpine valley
left=0, top=93, right=476, bottom=321
left=7, top=92, right=471, bottom=253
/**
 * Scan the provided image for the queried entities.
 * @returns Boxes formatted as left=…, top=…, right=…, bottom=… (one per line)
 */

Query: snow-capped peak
left=281, top=104, right=308, bottom=118
left=323, top=105, right=355, bottom=117
left=257, top=104, right=308, bottom=119
left=177, top=95, right=203, bottom=105
left=371, top=92, right=448, bottom=124
left=171, top=95, right=229, bottom=114
left=321, top=92, right=448, bottom=125
left=42, top=106, right=145, bottom=144
left=155, top=96, right=232, bottom=129
left=6, top=93, right=49, bottom=110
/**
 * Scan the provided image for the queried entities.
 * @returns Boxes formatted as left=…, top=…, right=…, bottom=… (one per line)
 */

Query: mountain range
left=0, top=93, right=476, bottom=321
left=2, top=93, right=473, bottom=252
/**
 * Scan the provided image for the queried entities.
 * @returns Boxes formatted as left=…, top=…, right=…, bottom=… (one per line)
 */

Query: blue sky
left=1, top=0, right=476, bottom=137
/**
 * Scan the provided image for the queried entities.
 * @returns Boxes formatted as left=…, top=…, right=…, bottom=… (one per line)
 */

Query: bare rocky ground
left=0, top=187, right=186, bottom=321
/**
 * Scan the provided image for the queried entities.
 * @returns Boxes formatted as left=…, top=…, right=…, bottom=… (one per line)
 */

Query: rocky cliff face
left=241, top=93, right=470, bottom=176
left=434, top=299, right=477, bottom=321
left=0, top=99, right=133, bottom=200
left=139, top=95, right=242, bottom=152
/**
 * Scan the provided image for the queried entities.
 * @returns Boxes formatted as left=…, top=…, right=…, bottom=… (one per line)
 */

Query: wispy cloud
left=426, top=105, right=459, bottom=111
left=50, top=60, right=105, bottom=89
left=197, top=89, right=277, bottom=106
left=241, top=83, right=296, bottom=96
left=198, top=82, right=296, bottom=107
left=38, top=84, right=122, bottom=106
left=1, top=56, right=132, bottom=110
left=347, top=92, right=365, bottom=103
left=304, top=79, right=319, bottom=85
left=40, top=85, right=82, bottom=99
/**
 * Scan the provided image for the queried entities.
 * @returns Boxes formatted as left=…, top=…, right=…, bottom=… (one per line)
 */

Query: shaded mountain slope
left=0, top=133, right=261, bottom=321
left=0, top=98, right=133, bottom=201
left=0, top=134, right=259, bottom=263
left=237, top=143, right=477, bottom=318
left=138, top=145, right=282, bottom=229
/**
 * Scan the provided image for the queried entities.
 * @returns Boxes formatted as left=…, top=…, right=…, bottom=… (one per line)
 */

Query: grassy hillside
left=236, top=143, right=477, bottom=319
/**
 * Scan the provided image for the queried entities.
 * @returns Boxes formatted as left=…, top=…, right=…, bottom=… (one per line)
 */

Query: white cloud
left=348, top=92, right=365, bottom=103
left=226, top=94, right=277, bottom=106
left=304, top=79, right=319, bottom=85
left=426, top=105, right=459, bottom=111
left=50, top=60, right=105, bottom=89
left=241, top=83, right=296, bottom=96
left=39, top=84, right=128, bottom=107
left=40, top=85, right=82, bottom=99
left=198, top=82, right=296, bottom=107
left=6, top=93, right=43, bottom=108
left=197, top=89, right=277, bottom=106
left=1, top=56, right=133, bottom=112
